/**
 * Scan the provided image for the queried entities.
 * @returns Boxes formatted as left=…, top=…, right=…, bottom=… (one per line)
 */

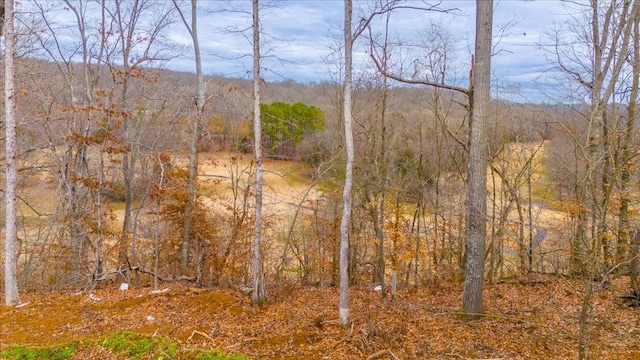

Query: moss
left=0, top=333, right=249, bottom=360
left=1, top=343, right=78, bottom=360
left=100, top=331, right=178, bottom=359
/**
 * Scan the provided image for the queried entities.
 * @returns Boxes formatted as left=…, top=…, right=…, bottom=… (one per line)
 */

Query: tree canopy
left=259, top=101, right=325, bottom=157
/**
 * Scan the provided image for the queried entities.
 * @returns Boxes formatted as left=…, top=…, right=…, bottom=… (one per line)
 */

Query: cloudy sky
left=23, top=0, right=575, bottom=103
left=165, top=0, right=573, bottom=103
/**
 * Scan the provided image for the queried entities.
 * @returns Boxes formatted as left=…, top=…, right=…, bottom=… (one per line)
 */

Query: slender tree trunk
left=626, top=0, right=640, bottom=293
left=462, top=0, right=492, bottom=316
left=120, top=77, right=133, bottom=270
left=527, top=163, right=533, bottom=272
left=191, top=0, right=205, bottom=171
left=375, top=12, right=391, bottom=297
left=4, top=0, right=20, bottom=306
left=94, top=149, right=105, bottom=284
left=339, top=0, right=353, bottom=326
left=182, top=115, right=199, bottom=271
left=192, top=0, right=205, bottom=282
left=252, top=0, right=266, bottom=303
left=114, top=0, right=134, bottom=273
left=180, top=154, right=196, bottom=265
left=172, top=0, right=205, bottom=273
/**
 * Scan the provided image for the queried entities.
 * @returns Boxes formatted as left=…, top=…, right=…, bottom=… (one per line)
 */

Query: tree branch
left=369, top=38, right=470, bottom=95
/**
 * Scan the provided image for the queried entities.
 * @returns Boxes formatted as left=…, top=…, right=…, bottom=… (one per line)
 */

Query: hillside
left=7, top=144, right=640, bottom=360
left=1, top=275, right=639, bottom=359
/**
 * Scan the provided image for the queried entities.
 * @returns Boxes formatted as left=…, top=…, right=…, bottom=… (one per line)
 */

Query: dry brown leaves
left=1, top=274, right=639, bottom=359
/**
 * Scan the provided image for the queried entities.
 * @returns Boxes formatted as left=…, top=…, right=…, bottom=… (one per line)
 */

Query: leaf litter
left=1, top=274, right=639, bottom=359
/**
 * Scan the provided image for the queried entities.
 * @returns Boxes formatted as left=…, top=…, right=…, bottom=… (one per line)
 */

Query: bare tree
left=172, top=0, right=205, bottom=275
left=339, top=0, right=354, bottom=326
left=462, top=0, right=493, bottom=315
left=4, top=0, right=20, bottom=305
left=252, top=0, right=266, bottom=303
left=23, top=0, right=180, bottom=287
left=544, top=0, right=637, bottom=275
left=626, top=1, right=640, bottom=296
left=27, top=0, right=105, bottom=283
left=102, top=0, right=175, bottom=271
left=336, top=0, right=456, bottom=324
left=542, top=2, right=638, bottom=357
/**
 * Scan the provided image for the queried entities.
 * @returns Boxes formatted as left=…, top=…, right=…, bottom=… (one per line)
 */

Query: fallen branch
left=92, top=265, right=196, bottom=284
left=187, top=330, right=213, bottom=343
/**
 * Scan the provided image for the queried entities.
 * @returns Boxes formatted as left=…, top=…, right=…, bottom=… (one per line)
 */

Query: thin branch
left=369, top=38, right=470, bottom=95
left=354, top=0, right=456, bottom=40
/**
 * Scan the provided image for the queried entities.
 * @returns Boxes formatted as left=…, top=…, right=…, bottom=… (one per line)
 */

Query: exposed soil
left=1, top=274, right=640, bottom=359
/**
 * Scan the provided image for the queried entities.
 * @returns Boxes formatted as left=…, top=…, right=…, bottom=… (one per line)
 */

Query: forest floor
left=1, top=274, right=640, bottom=359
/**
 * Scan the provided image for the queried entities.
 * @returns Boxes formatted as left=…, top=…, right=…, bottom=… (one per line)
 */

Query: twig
left=334, top=321, right=356, bottom=348
left=367, top=350, right=389, bottom=360
left=227, top=337, right=259, bottom=349
left=186, top=330, right=213, bottom=342
left=388, top=350, right=401, bottom=360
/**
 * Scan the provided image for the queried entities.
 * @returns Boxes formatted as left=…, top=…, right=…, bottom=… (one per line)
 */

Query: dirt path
left=197, top=153, right=320, bottom=220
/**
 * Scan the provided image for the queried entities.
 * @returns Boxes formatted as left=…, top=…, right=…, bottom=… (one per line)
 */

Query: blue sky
left=165, top=0, right=572, bottom=103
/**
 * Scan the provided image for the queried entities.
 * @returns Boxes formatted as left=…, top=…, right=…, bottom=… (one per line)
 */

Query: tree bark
left=339, top=0, right=353, bottom=326
left=4, top=0, right=20, bottom=306
left=462, top=0, right=492, bottom=316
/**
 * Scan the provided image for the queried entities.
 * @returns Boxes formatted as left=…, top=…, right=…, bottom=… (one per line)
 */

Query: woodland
left=1, top=0, right=640, bottom=359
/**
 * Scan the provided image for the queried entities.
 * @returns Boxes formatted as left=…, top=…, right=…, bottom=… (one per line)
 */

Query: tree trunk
left=172, top=0, right=205, bottom=274
left=462, top=0, right=492, bottom=316
left=339, top=0, right=353, bottom=326
left=120, top=75, right=133, bottom=271
left=192, top=0, right=205, bottom=284
left=4, top=0, right=20, bottom=306
left=374, top=12, right=392, bottom=296
left=251, top=0, right=266, bottom=304
left=626, top=0, right=640, bottom=294
left=182, top=114, right=199, bottom=271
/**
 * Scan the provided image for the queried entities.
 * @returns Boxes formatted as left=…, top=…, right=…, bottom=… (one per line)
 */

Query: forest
left=1, top=0, right=640, bottom=359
